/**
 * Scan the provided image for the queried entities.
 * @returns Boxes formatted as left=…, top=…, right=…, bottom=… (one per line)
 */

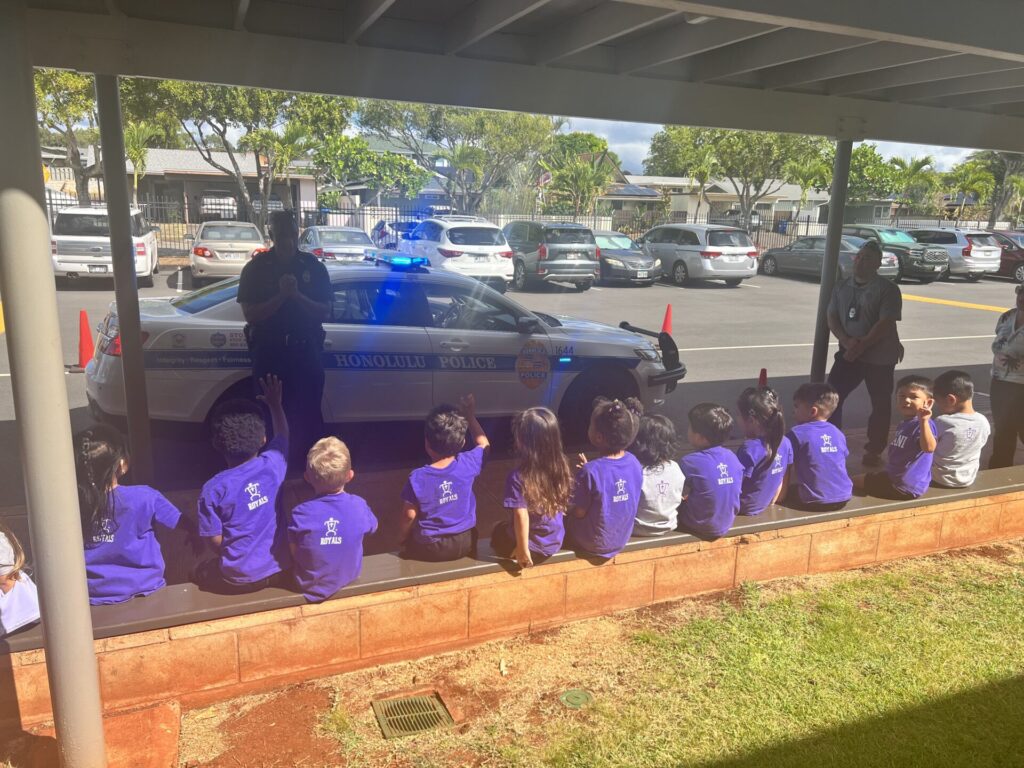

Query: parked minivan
left=639, top=224, right=758, bottom=287
left=503, top=221, right=600, bottom=292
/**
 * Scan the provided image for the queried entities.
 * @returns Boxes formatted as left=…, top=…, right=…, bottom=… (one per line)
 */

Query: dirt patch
left=940, top=543, right=1017, bottom=564
left=181, top=684, right=340, bottom=768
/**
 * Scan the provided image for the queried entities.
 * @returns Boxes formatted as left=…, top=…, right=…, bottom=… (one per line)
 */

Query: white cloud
left=870, top=141, right=973, bottom=171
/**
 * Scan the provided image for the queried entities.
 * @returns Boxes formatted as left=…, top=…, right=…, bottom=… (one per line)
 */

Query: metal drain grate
left=371, top=692, right=455, bottom=739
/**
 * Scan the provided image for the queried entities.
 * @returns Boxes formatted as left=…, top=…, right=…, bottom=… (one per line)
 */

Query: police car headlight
left=653, top=259, right=661, bottom=268
left=604, top=258, right=625, bottom=268
left=634, top=347, right=660, bottom=361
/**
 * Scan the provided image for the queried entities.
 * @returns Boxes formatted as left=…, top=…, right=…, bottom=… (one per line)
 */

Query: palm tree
left=539, top=150, right=614, bottom=218
left=269, top=122, right=310, bottom=210
left=123, top=121, right=160, bottom=204
left=945, top=161, right=995, bottom=220
left=889, top=155, right=935, bottom=215
left=783, top=156, right=828, bottom=220
left=1006, top=175, right=1024, bottom=226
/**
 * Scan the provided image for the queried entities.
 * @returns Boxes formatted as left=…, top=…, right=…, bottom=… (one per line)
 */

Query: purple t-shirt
left=401, top=446, right=485, bottom=539
left=679, top=446, right=742, bottom=537
left=886, top=417, right=938, bottom=497
left=737, top=437, right=794, bottom=517
left=566, top=453, right=643, bottom=558
left=502, top=470, right=565, bottom=557
left=198, top=435, right=291, bottom=584
left=288, top=492, right=378, bottom=603
left=84, top=485, right=181, bottom=605
left=786, top=421, right=853, bottom=505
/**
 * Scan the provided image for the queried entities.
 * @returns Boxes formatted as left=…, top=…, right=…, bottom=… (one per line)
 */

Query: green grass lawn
left=317, top=544, right=1024, bottom=768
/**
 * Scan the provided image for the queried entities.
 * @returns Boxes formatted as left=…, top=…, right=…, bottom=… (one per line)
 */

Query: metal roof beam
left=233, top=0, right=250, bottom=31
left=824, top=55, right=1021, bottom=95
left=343, top=0, right=397, bottom=43
left=925, top=84, right=1024, bottom=109
left=445, top=0, right=552, bottom=55
left=533, top=4, right=677, bottom=64
left=759, top=42, right=952, bottom=90
left=616, top=17, right=777, bottom=74
left=614, top=0, right=1024, bottom=63
left=683, top=28, right=870, bottom=82
left=880, top=67, right=1024, bottom=102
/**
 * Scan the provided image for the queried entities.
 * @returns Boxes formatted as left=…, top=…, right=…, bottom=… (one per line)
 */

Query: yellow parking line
left=902, top=294, right=1010, bottom=313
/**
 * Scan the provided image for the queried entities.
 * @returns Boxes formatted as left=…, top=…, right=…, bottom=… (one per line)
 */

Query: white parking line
left=677, top=334, right=991, bottom=353
left=738, top=282, right=761, bottom=288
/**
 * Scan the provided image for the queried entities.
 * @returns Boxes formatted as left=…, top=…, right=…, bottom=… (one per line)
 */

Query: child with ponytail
left=491, top=407, right=572, bottom=569
left=735, top=387, right=793, bottom=516
left=75, top=424, right=190, bottom=605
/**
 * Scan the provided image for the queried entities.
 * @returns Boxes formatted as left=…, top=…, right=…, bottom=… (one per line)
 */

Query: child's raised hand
left=459, top=393, right=477, bottom=417
left=257, top=374, right=283, bottom=409
left=918, top=403, right=933, bottom=421
left=575, top=452, right=588, bottom=471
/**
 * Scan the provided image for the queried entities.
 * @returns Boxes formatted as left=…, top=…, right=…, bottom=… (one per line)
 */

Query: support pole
left=95, top=75, right=154, bottom=483
left=0, top=2, right=108, bottom=765
left=811, top=138, right=854, bottom=382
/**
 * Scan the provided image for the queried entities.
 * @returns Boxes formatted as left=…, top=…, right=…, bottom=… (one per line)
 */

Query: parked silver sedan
left=300, top=226, right=375, bottom=263
left=188, top=221, right=267, bottom=281
left=760, top=235, right=900, bottom=281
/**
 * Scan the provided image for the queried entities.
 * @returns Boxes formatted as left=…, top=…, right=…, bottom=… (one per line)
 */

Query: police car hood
left=548, top=316, right=648, bottom=348
left=108, top=297, right=184, bottom=319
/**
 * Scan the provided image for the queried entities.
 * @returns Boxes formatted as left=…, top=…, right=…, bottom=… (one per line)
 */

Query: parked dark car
left=502, top=221, right=600, bottom=292
left=992, top=231, right=1024, bottom=282
left=760, top=235, right=900, bottom=281
left=592, top=230, right=660, bottom=285
left=841, top=225, right=948, bottom=283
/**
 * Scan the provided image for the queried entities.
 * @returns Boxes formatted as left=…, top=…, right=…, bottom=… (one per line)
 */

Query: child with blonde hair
left=491, top=407, right=572, bottom=568
left=0, top=523, right=39, bottom=637
left=288, top=437, right=377, bottom=602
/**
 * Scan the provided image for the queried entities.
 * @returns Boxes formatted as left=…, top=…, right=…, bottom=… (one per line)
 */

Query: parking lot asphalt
left=0, top=268, right=1016, bottom=506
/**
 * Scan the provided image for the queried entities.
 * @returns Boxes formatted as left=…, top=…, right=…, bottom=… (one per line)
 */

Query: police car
left=85, top=254, right=686, bottom=438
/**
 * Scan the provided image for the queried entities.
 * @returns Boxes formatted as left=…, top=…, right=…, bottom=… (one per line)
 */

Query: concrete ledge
left=3, top=467, right=1023, bottom=735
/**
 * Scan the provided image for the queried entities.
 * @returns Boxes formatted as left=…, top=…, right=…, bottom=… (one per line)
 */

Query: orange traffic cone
left=661, top=304, right=673, bottom=336
left=77, top=310, right=94, bottom=369
left=758, top=368, right=768, bottom=387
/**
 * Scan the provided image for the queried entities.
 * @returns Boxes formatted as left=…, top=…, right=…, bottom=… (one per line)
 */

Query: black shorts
left=192, top=558, right=286, bottom=595
left=402, top=528, right=477, bottom=562
left=863, top=472, right=918, bottom=501
left=489, top=520, right=551, bottom=564
left=784, top=490, right=849, bottom=513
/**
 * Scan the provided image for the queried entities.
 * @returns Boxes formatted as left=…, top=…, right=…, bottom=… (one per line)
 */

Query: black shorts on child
left=489, top=521, right=551, bottom=564
left=402, top=528, right=477, bottom=562
left=863, top=472, right=917, bottom=501
left=192, top=558, right=287, bottom=595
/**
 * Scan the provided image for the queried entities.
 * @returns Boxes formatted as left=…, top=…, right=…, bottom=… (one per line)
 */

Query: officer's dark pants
left=989, top=377, right=1024, bottom=468
left=251, top=340, right=325, bottom=467
left=827, top=350, right=894, bottom=457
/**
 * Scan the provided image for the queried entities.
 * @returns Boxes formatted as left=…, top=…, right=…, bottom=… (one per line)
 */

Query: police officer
left=238, top=210, right=332, bottom=465
left=826, top=239, right=904, bottom=468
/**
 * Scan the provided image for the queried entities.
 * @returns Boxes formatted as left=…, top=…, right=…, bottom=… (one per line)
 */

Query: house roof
left=601, top=183, right=662, bottom=200
left=625, top=175, right=696, bottom=187
left=125, top=148, right=314, bottom=179
left=363, top=136, right=444, bottom=158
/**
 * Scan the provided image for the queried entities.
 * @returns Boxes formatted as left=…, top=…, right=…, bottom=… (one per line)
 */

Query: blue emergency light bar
left=369, top=251, right=430, bottom=270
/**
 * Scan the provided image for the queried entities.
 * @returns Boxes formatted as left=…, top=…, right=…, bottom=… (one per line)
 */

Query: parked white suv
left=640, top=224, right=758, bottom=287
left=398, top=215, right=515, bottom=292
left=51, top=207, right=160, bottom=287
left=906, top=228, right=1001, bottom=280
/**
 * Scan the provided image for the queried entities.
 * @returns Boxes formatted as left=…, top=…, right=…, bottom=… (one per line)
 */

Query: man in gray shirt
left=826, top=240, right=904, bottom=466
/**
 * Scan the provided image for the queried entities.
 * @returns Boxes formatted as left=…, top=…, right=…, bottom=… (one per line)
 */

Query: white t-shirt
left=932, top=412, right=991, bottom=488
left=633, top=460, right=686, bottom=536
left=0, top=573, right=40, bottom=637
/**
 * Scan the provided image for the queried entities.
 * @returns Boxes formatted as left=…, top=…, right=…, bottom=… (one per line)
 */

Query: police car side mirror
left=517, top=316, right=543, bottom=334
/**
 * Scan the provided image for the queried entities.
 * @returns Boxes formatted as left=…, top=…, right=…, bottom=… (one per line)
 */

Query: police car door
left=322, top=277, right=433, bottom=421
left=424, top=280, right=552, bottom=415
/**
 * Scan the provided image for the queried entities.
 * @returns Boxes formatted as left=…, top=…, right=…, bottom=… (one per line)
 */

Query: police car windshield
left=171, top=279, right=240, bottom=314
left=545, top=228, right=595, bottom=245
left=446, top=227, right=506, bottom=246
left=321, top=230, right=373, bottom=245
left=201, top=225, right=262, bottom=241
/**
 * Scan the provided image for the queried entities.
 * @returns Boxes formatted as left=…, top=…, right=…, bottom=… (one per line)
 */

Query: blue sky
left=564, top=117, right=973, bottom=176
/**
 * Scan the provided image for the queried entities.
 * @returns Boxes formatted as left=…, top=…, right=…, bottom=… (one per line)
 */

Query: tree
left=539, top=151, right=614, bottom=216
left=313, top=135, right=429, bottom=206
left=969, top=150, right=1024, bottom=227
left=358, top=101, right=559, bottom=213
left=244, top=122, right=309, bottom=210
left=34, top=69, right=97, bottom=204
left=944, top=161, right=994, bottom=219
left=889, top=155, right=937, bottom=214
left=646, top=126, right=830, bottom=227
left=844, top=144, right=898, bottom=203
left=784, top=156, right=829, bottom=218
left=123, top=121, right=161, bottom=203
left=551, top=131, right=620, bottom=166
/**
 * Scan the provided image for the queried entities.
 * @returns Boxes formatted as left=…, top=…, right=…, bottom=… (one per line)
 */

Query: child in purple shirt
left=566, top=397, right=644, bottom=559
left=679, top=403, right=743, bottom=539
left=491, top=407, right=572, bottom=569
left=785, top=382, right=853, bottom=511
left=288, top=437, right=378, bottom=602
left=736, top=387, right=793, bottom=516
left=854, top=375, right=938, bottom=500
left=400, top=394, right=489, bottom=562
left=75, top=424, right=192, bottom=605
left=195, top=375, right=291, bottom=593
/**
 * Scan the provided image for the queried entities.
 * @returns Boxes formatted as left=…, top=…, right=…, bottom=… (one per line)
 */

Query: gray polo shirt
left=828, top=276, right=903, bottom=366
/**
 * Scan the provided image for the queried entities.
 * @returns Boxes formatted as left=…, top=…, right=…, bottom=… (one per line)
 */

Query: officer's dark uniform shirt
left=236, top=247, right=333, bottom=341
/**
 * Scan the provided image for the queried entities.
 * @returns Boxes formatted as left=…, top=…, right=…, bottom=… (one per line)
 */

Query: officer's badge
left=303, top=270, right=311, bottom=283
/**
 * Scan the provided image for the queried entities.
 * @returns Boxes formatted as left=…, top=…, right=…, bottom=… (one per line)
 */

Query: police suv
left=85, top=255, right=686, bottom=438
